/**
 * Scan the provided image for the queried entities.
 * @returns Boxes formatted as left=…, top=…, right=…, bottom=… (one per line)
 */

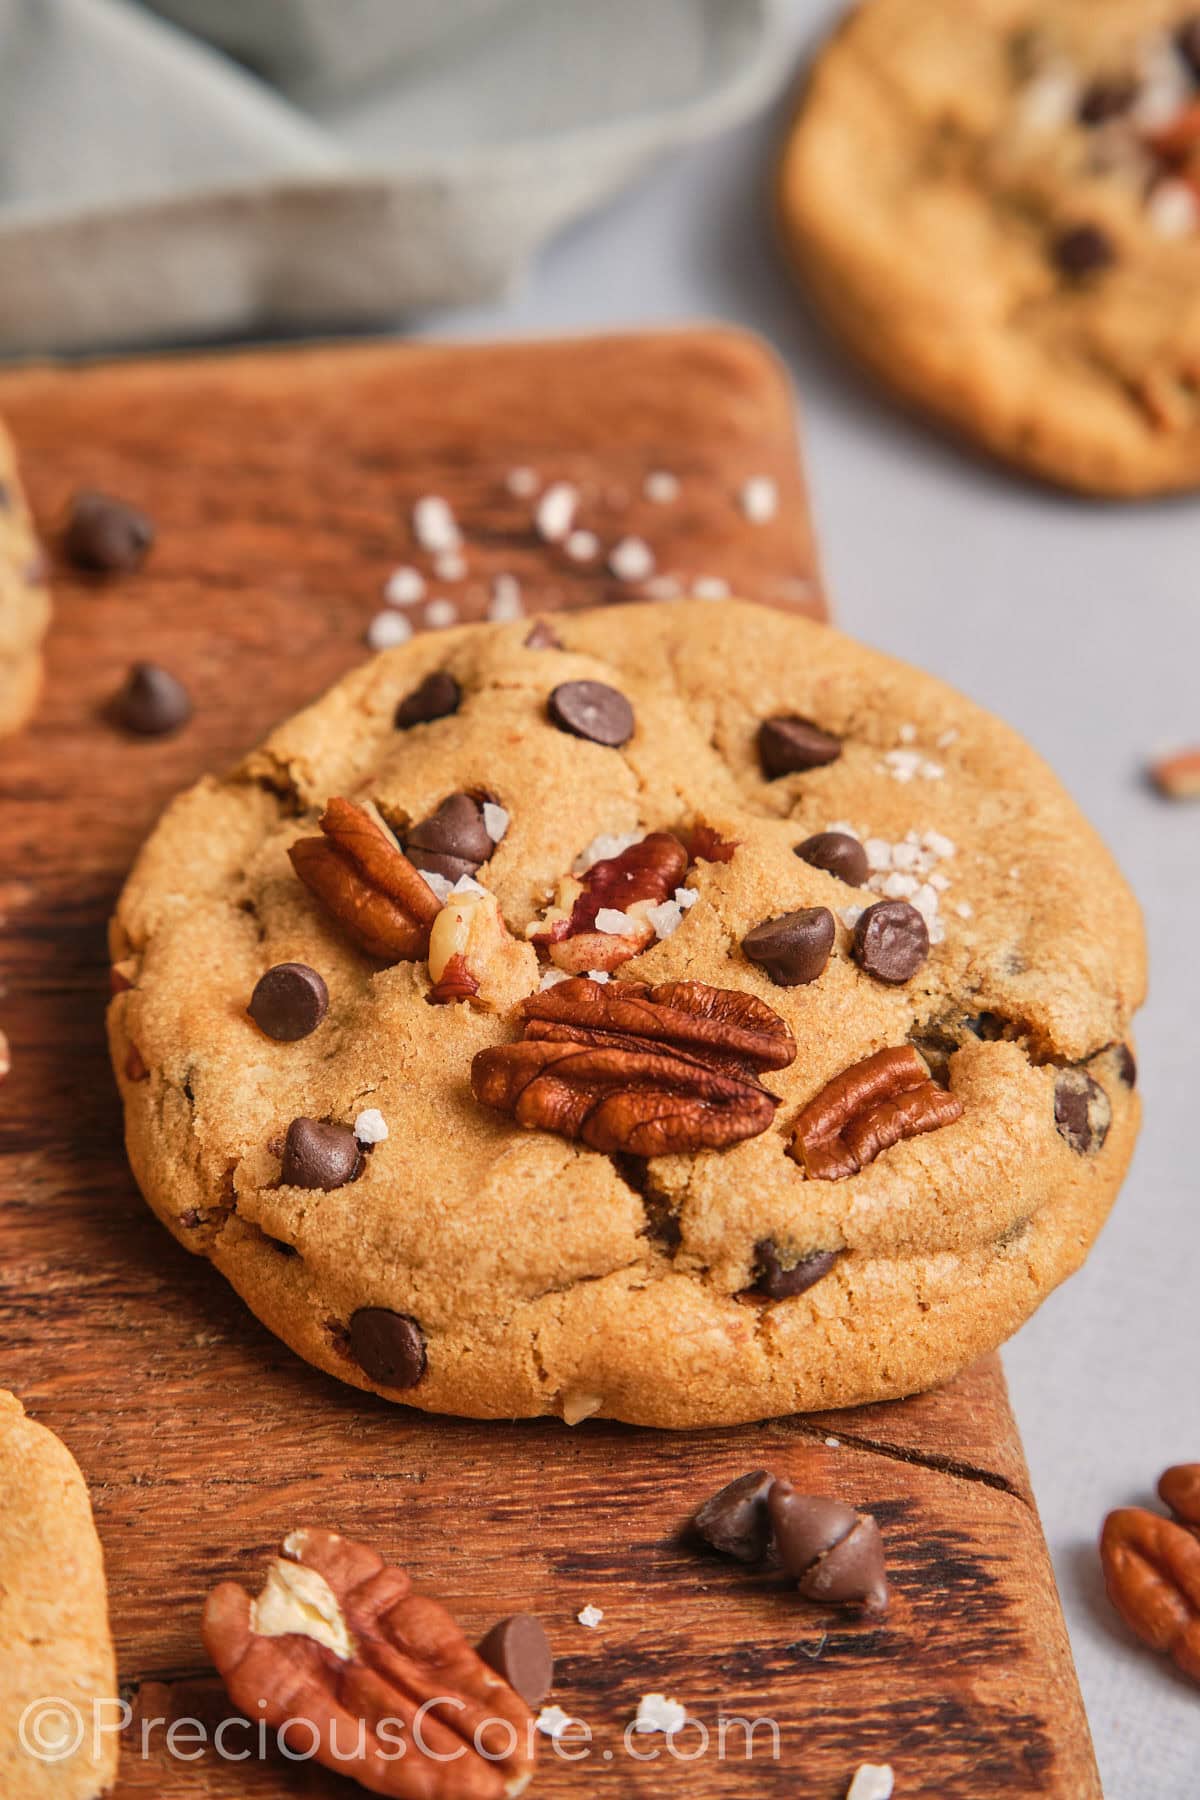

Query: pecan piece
left=472, top=976, right=795, bottom=1156
left=203, top=1528, right=535, bottom=1798
left=529, top=832, right=689, bottom=973
left=1160, top=1465, right=1200, bottom=1529
left=791, top=1045, right=963, bottom=1180
left=289, top=797, right=441, bottom=962
left=427, top=888, right=535, bottom=1011
left=1100, top=1507, right=1200, bottom=1685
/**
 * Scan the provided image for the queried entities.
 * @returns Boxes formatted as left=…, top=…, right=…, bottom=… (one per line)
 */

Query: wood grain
left=0, top=329, right=1098, bottom=1798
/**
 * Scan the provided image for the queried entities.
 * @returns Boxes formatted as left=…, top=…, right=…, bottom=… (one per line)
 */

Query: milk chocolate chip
left=795, top=830, right=869, bottom=887
left=348, top=1307, right=428, bottom=1389
left=476, top=1614, right=554, bottom=1706
left=742, top=908, right=835, bottom=987
left=280, top=1117, right=361, bottom=1190
left=693, top=1470, right=775, bottom=1564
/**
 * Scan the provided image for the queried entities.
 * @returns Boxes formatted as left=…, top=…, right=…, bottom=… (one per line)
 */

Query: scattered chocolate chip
left=406, top=792, right=495, bottom=883
left=348, top=1306, right=427, bottom=1389
left=693, top=1470, right=775, bottom=1563
left=1113, top=1043, right=1137, bottom=1089
left=752, top=1242, right=840, bottom=1301
left=1054, top=1069, right=1112, bottom=1156
left=524, top=619, right=561, bottom=650
left=394, top=670, right=461, bottom=730
left=280, top=1117, right=361, bottom=1190
left=548, top=680, right=634, bottom=747
left=852, top=900, right=929, bottom=984
left=795, top=830, right=869, bottom=887
left=1052, top=223, right=1116, bottom=280
left=1077, top=75, right=1138, bottom=125
left=111, top=662, right=191, bottom=736
left=742, top=908, right=836, bottom=987
left=758, top=716, right=842, bottom=779
left=64, top=489, right=154, bottom=573
left=1177, top=16, right=1200, bottom=82
left=768, top=1480, right=889, bottom=1615
left=248, top=963, right=329, bottom=1041
left=476, top=1614, right=554, bottom=1706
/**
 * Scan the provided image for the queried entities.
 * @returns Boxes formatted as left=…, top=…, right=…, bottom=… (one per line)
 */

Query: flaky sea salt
left=354, top=1109, right=388, bottom=1145
left=574, top=832, right=642, bottom=873
left=692, top=576, right=731, bottom=600
left=412, top=495, right=460, bottom=553
left=425, top=598, right=458, bottom=629
left=422, top=871, right=454, bottom=902
left=539, top=967, right=570, bottom=989
left=434, top=550, right=466, bottom=582
left=536, top=1706, right=577, bottom=1741
left=644, top=470, right=680, bottom=503
left=535, top=481, right=578, bottom=543
left=506, top=466, right=539, bottom=498
left=384, top=565, right=425, bottom=607
left=487, top=573, right=523, bottom=622
left=847, top=1765, right=895, bottom=1800
left=586, top=970, right=611, bottom=984
left=955, top=900, right=974, bottom=919
left=880, top=749, right=943, bottom=783
left=366, top=610, right=413, bottom=650
left=645, top=574, right=683, bottom=601
left=840, top=905, right=864, bottom=929
left=609, top=536, right=655, bottom=582
left=450, top=874, right=487, bottom=898
left=482, top=802, right=509, bottom=844
left=740, top=475, right=778, bottom=523
left=595, top=908, right=636, bottom=936
left=634, top=1694, right=687, bottom=1735
left=577, top=1604, right=604, bottom=1629
left=565, top=529, right=600, bottom=562
left=1148, top=177, right=1200, bottom=238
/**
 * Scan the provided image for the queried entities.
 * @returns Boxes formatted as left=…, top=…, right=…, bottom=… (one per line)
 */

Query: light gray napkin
left=0, top=0, right=786, bottom=355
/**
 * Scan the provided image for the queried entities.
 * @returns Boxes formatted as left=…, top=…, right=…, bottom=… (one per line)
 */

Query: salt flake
left=412, top=496, right=460, bottom=554
left=354, top=1108, right=388, bottom=1145
left=577, top=1604, right=604, bottom=1628
left=366, top=610, right=413, bottom=651
left=634, top=1694, right=687, bottom=1735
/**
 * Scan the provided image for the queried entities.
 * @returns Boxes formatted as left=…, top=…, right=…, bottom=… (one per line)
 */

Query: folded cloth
left=0, top=0, right=785, bottom=355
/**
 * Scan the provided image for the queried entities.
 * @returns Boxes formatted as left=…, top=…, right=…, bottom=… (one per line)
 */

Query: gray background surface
left=419, top=4, right=1198, bottom=1792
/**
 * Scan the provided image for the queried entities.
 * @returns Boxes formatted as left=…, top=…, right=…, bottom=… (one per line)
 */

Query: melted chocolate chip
left=1077, top=75, right=1139, bottom=125
left=742, top=908, right=835, bottom=987
left=548, top=680, right=634, bottom=747
left=795, top=830, right=869, bottom=887
left=111, top=663, right=191, bottom=736
left=758, top=715, right=842, bottom=779
left=406, top=793, right=495, bottom=883
left=852, top=900, right=929, bottom=984
left=476, top=1614, right=554, bottom=1705
left=1054, top=1069, right=1112, bottom=1156
left=248, top=963, right=328, bottom=1041
left=524, top=619, right=562, bottom=650
left=1052, top=223, right=1116, bottom=280
left=1114, top=1043, right=1137, bottom=1089
left=64, top=490, right=154, bottom=572
left=693, top=1470, right=775, bottom=1563
left=395, top=670, right=461, bottom=729
left=348, top=1306, right=427, bottom=1389
left=280, top=1117, right=361, bottom=1190
left=752, top=1242, right=840, bottom=1300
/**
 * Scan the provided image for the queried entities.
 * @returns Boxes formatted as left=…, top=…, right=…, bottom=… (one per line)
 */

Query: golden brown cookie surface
left=110, top=601, right=1145, bottom=1427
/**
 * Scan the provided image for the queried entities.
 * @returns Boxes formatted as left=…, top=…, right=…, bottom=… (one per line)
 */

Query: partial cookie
left=0, top=421, right=49, bottom=735
left=779, top=0, right=1200, bottom=496
left=0, top=1391, right=118, bottom=1797
left=110, top=600, right=1145, bottom=1428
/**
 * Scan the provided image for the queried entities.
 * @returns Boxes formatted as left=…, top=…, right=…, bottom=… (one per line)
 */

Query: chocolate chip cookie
left=780, top=0, right=1200, bottom=496
left=0, top=1391, right=118, bottom=1797
left=109, top=601, right=1145, bottom=1427
left=0, top=422, right=49, bottom=735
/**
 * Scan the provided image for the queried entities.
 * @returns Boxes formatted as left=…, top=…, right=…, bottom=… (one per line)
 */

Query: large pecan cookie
left=0, top=421, right=49, bottom=735
left=780, top=0, right=1200, bottom=496
left=0, top=1391, right=118, bottom=1798
left=109, top=602, right=1144, bottom=1427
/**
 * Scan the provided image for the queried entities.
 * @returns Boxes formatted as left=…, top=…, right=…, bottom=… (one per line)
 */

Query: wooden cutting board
left=0, top=330, right=1099, bottom=1798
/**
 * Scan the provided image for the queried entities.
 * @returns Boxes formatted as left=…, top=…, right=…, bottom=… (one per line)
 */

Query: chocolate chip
left=742, top=908, right=835, bottom=987
left=395, top=670, right=461, bottom=730
left=348, top=1306, right=427, bottom=1389
left=1077, top=75, right=1139, bottom=124
left=406, top=793, right=495, bottom=883
left=476, top=1614, right=554, bottom=1706
left=1177, top=17, right=1200, bottom=82
left=758, top=716, right=842, bottom=779
left=280, top=1117, right=361, bottom=1190
left=1052, top=223, right=1116, bottom=280
left=111, top=662, right=191, bottom=736
left=524, top=619, right=561, bottom=650
left=248, top=963, right=329, bottom=1041
left=1054, top=1069, right=1112, bottom=1156
left=752, top=1241, right=840, bottom=1300
left=548, top=680, right=634, bottom=747
left=852, top=900, right=929, bottom=984
left=692, top=1470, right=775, bottom=1563
left=1114, top=1043, right=1137, bottom=1089
left=768, top=1480, right=889, bottom=1615
left=64, top=490, right=154, bottom=572
left=795, top=830, right=869, bottom=887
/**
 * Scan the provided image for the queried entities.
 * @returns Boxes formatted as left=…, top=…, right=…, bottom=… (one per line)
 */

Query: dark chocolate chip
left=406, top=792, right=495, bottom=883
left=548, top=679, right=634, bottom=747
left=476, top=1614, right=554, bottom=1706
left=1054, top=1069, right=1112, bottom=1156
left=112, top=662, right=191, bottom=736
left=248, top=963, right=329, bottom=1041
left=524, top=619, right=562, bottom=650
left=758, top=715, right=842, bottom=779
left=1177, top=16, right=1200, bottom=82
left=1052, top=223, right=1116, bottom=280
left=64, top=490, right=154, bottom=573
left=752, top=1242, right=840, bottom=1301
left=852, top=900, right=929, bottom=984
left=1077, top=75, right=1139, bottom=125
left=348, top=1306, right=427, bottom=1389
left=795, top=830, right=869, bottom=887
left=1113, top=1043, right=1137, bottom=1089
left=692, top=1470, right=775, bottom=1563
left=768, top=1481, right=889, bottom=1615
left=741, top=907, right=836, bottom=987
left=395, top=671, right=461, bottom=730
left=280, top=1117, right=361, bottom=1190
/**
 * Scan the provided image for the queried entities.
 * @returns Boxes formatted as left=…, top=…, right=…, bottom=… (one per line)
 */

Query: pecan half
left=289, top=798, right=442, bottom=962
left=529, top=832, right=688, bottom=973
left=1100, top=1508, right=1200, bottom=1686
left=472, top=977, right=795, bottom=1156
left=203, top=1528, right=535, bottom=1798
left=791, top=1044, right=963, bottom=1181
